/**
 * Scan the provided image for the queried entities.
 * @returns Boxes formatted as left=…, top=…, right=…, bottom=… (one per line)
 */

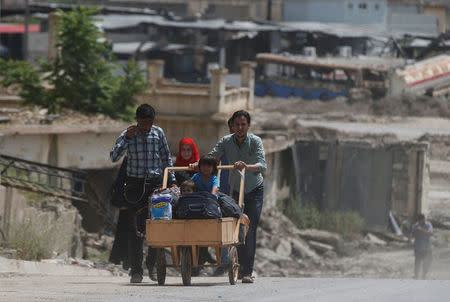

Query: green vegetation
left=22, top=190, right=48, bottom=206
left=5, top=221, right=56, bottom=260
left=277, top=197, right=365, bottom=238
left=0, top=6, right=146, bottom=121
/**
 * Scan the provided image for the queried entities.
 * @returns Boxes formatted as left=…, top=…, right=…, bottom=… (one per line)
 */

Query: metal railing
left=0, top=154, right=87, bottom=202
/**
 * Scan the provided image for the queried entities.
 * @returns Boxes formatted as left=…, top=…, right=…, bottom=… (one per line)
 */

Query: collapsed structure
left=255, top=52, right=450, bottom=99
left=391, top=54, right=450, bottom=97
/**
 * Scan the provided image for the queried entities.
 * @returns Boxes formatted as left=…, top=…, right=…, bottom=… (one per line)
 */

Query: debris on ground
left=255, top=94, right=450, bottom=119
left=0, top=105, right=127, bottom=129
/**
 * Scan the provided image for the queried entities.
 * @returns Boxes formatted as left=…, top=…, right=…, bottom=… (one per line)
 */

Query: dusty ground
left=2, top=275, right=450, bottom=302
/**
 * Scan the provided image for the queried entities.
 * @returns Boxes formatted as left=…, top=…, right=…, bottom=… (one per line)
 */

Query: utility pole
left=23, top=0, right=30, bottom=60
left=267, top=0, right=272, bottom=21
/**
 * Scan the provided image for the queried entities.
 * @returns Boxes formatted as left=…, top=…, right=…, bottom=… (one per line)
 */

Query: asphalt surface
left=1, top=275, right=449, bottom=302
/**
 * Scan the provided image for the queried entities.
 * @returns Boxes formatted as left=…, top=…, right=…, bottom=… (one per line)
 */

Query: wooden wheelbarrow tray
left=145, top=165, right=251, bottom=286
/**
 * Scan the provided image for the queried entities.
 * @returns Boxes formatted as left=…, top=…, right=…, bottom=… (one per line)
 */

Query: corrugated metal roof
left=35, top=12, right=439, bottom=39
left=95, top=14, right=278, bottom=32
left=112, top=41, right=216, bottom=55
left=396, top=55, right=450, bottom=87
left=112, top=41, right=157, bottom=54
left=408, top=38, right=450, bottom=47
left=256, top=53, right=406, bottom=72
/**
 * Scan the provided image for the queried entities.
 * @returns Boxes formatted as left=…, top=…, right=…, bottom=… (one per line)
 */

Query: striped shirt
left=110, top=125, right=176, bottom=184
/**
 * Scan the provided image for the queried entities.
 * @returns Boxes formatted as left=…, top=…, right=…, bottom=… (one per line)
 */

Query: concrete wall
left=0, top=129, right=123, bottom=169
left=424, top=6, right=448, bottom=33
left=28, top=33, right=49, bottom=63
left=263, top=147, right=295, bottom=208
left=283, top=0, right=387, bottom=24
left=388, top=12, right=438, bottom=36
left=137, top=60, right=255, bottom=155
left=0, top=183, right=83, bottom=258
left=155, top=115, right=229, bottom=156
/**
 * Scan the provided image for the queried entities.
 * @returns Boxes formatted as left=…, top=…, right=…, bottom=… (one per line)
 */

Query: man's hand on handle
left=234, top=161, right=260, bottom=173
left=234, top=161, right=247, bottom=171
left=188, top=162, right=199, bottom=171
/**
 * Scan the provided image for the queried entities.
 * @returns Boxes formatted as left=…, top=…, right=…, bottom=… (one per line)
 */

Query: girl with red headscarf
left=174, top=137, right=200, bottom=185
left=174, top=137, right=216, bottom=269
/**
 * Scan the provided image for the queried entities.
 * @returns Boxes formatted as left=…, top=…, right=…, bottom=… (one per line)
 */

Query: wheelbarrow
left=145, top=165, right=250, bottom=285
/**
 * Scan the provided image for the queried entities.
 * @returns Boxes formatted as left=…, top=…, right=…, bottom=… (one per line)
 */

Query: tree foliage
left=0, top=6, right=146, bottom=120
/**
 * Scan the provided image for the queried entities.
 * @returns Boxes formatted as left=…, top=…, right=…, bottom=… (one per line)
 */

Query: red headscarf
left=175, top=137, right=200, bottom=167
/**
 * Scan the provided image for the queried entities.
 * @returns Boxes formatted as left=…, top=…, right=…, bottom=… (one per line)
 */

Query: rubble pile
left=0, top=106, right=127, bottom=129
left=372, top=94, right=450, bottom=118
left=254, top=207, right=344, bottom=277
left=255, top=93, right=450, bottom=119
left=252, top=207, right=416, bottom=278
left=82, top=232, right=114, bottom=262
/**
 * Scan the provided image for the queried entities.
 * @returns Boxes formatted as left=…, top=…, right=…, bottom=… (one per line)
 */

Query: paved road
left=1, top=275, right=449, bottom=302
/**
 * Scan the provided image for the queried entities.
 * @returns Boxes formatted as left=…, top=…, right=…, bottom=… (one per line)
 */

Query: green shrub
left=0, top=6, right=146, bottom=121
left=277, top=197, right=365, bottom=238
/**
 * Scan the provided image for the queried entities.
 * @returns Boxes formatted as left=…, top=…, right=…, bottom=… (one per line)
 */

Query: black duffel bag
left=176, top=191, right=222, bottom=219
left=217, top=192, right=242, bottom=218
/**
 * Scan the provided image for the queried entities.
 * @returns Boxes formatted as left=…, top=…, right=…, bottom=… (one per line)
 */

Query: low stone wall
left=419, top=133, right=450, bottom=161
left=0, top=185, right=83, bottom=258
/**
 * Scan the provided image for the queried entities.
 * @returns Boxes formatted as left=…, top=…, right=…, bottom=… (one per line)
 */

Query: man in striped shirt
left=110, top=104, right=176, bottom=283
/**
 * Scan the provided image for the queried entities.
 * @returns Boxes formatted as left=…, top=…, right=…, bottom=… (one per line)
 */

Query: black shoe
left=130, top=273, right=143, bottom=283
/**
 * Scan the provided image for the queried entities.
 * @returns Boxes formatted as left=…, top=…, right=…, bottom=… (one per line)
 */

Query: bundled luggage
left=217, top=192, right=242, bottom=218
left=176, top=191, right=222, bottom=219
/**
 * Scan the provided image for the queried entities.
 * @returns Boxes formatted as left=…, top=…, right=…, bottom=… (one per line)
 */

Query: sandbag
left=177, top=191, right=222, bottom=219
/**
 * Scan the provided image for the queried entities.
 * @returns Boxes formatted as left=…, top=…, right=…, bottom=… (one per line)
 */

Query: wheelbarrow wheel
left=156, top=248, right=166, bottom=285
left=228, top=246, right=239, bottom=285
left=181, top=247, right=192, bottom=286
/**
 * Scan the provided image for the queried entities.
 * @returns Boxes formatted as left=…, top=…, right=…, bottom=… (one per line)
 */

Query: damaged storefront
left=288, top=139, right=428, bottom=228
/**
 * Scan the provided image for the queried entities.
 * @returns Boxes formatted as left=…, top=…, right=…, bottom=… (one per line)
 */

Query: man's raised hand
left=126, top=125, right=138, bottom=139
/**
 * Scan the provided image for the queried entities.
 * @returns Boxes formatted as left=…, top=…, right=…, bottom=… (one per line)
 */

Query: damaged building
left=13, top=2, right=445, bottom=85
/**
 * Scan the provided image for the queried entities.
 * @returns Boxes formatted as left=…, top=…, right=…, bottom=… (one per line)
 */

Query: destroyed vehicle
left=255, top=53, right=405, bottom=100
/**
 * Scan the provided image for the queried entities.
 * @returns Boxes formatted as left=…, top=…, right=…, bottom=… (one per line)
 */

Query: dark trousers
left=414, top=250, right=432, bottom=279
left=233, top=184, right=264, bottom=277
left=109, top=209, right=129, bottom=269
left=125, top=177, right=160, bottom=276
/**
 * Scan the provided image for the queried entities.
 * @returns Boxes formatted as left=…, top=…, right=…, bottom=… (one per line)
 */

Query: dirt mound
left=0, top=106, right=127, bottom=129
left=255, top=96, right=372, bottom=116
left=256, top=94, right=450, bottom=119
left=372, top=94, right=450, bottom=118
